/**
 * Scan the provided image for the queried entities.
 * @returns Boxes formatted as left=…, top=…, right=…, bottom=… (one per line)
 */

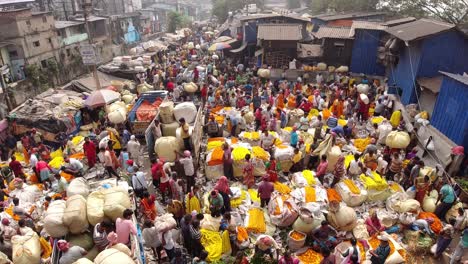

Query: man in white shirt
left=260, top=129, right=276, bottom=152
left=127, top=135, right=141, bottom=166
left=347, top=153, right=362, bottom=179
left=177, top=150, right=195, bottom=191
left=131, top=166, right=148, bottom=197
left=64, top=157, right=84, bottom=176
left=142, top=220, right=163, bottom=262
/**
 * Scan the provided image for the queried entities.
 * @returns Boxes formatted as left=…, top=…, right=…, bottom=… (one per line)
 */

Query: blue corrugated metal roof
left=431, top=75, right=468, bottom=148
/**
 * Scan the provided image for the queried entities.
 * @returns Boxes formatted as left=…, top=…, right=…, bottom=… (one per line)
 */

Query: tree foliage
left=308, top=0, right=379, bottom=14
left=379, top=0, right=468, bottom=25
left=211, top=0, right=265, bottom=23
left=167, top=11, right=183, bottom=33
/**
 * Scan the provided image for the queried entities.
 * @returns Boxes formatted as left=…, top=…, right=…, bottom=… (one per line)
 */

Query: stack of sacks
left=87, top=190, right=105, bottom=226
left=268, top=194, right=298, bottom=227
left=359, top=171, right=391, bottom=201
left=159, top=101, right=175, bottom=124
left=335, top=179, right=368, bottom=207
left=205, top=147, right=224, bottom=180
left=327, top=202, right=357, bottom=231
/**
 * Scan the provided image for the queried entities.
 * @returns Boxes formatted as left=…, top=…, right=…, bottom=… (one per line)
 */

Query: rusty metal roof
left=239, top=13, right=310, bottom=22
left=313, top=26, right=352, bottom=39
left=257, top=24, right=302, bottom=40
left=385, top=19, right=455, bottom=42
left=313, top=11, right=386, bottom=21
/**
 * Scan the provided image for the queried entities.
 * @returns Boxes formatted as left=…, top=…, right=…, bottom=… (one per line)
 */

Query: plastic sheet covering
left=200, top=229, right=223, bottom=262
left=136, top=99, right=162, bottom=121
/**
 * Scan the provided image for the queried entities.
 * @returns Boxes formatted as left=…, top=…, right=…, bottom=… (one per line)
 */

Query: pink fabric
left=116, top=218, right=137, bottom=245
left=36, top=160, right=51, bottom=171
left=215, top=176, right=230, bottom=194
left=258, top=180, right=274, bottom=199
left=365, top=217, right=385, bottom=235
left=316, top=161, right=328, bottom=177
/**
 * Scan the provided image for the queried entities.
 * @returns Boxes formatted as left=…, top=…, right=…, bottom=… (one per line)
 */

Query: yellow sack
left=50, top=148, right=63, bottom=159
left=14, top=152, right=25, bottom=163
left=232, top=147, right=251, bottom=161
left=302, top=170, right=316, bottom=185
left=338, top=119, right=347, bottom=126
left=185, top=194, right=201, bottom=214
left=39, top=237, right=52, bottom=259
left=248, top=189, right=260, bottom=203
left=343, top=179, right=360, bottom=194
left=230, top=190, right=247, bottom=208
left=246, top=208, right=266, bottom=233
left=371, top=116, right=384, bottom=124
left=308, top=109, right=319, bottom=119
left=390, top=110, right=401, bottom=128
left=274, top=182, right=291, bottom=194
left=354, top=138, right=371, bottom=152
left=344, top=154, right=354, bottom=169
left=252, top=146, right=270, bottom=161
left=360, top=171, right=387, bottom=191
left=305, top=186, right=316, bottom=203
left=200, top=229, right=223, bottom=262
left=49, top=157, right=65, bottom=169
left=221, top=230, right=232, bottom=255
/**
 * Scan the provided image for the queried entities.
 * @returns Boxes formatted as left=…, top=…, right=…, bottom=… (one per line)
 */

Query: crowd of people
left=0, top=25, right=466, bottom=264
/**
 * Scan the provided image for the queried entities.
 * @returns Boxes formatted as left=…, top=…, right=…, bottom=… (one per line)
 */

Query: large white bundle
left=205, top=164, right=224, bottom=180
left=106, top=101, right=126, bottom=114
left=11, top=232, right=40, bottom=264
left=292, top=213, right=324, bottom=234
left=103, top=186, right=131, bottom=221
left=352, top=219, right=369, bottom=240
left=268, top=194, right=298, bottom=227
left=9, top=184, right=41, bottom=205
left=359, top=93, right=370, bottom=104
left=327, top=204, right=357, bottom=231
left=243, top=112, right=254, bottom=124
left=173, top=102, right=197, bottom=124
left=385, top=131, right=410, bottom=149
left=316, top=62, right=327, bottom=71
left=94, top=248, right=135, bottom=264
left=335, top=66, right=349, bottom=72
left=161, top=121, right=179, bottom=137
left=67, top=178, right=90, bottom=198
left=183, top=82, right=198, bottom=93
left=154, top=213, right=177, bottom=232
left=274, top=145, right=294, bottom=161
left=159, top=101, right=175, bottom=124
left=336, top=180, right=368, bottom=207
left=108, top=108, right=126, bottom=124
left=377, top=121, right=393, bottom=144
left=386, top=192, right=420, bottom=213
left=154, top=136, right=180, bottom=162
left=72, top=258, right=93, bottom=264
left=356, top=84, right=370, bottom=94
left=121, top=94, right=134, bottom=104
left=367, top=189, right=392, bottom=202
left=63, top=195, right=88, bottom=234
left=422, top=190, right=438, bottom=213
left=257, top=69, right=271, bottom=78
left=44, top=200, right=68, bottom=237
left=327, top=146, right=342, bottom=171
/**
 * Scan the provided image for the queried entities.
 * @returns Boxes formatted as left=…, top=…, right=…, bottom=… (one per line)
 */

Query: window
left=9, top=50, right=18, bottom=57
left=41, top=60, right=47, bottom=68
left=48, top=38, right=52, bottom=44
left=33, top=41, right=40, bottom=47
left=26, top=20, right=31, bottom=26
left=66, top=49, right=71, bottom=56
left=42, top=16, right=47, bottom=23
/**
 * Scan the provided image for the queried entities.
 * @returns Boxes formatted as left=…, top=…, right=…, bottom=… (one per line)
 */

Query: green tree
left=379, top=0, right=467, bottom=25
left=211, top=0, right=265, bottom=23
left=167, top=11, right=183, bottom=33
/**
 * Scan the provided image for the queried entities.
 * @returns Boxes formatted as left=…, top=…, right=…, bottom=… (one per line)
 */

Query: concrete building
left=0, top=8, right=59, bottom=82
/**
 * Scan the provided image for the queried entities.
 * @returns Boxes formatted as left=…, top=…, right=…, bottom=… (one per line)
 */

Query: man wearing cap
left=57, top=239, right=87, bottom=264
left=127, top=135, right=141, bottom=167
left=370, top=235, right=391, bottom=264
left=63, top=156, right=84, bottom=177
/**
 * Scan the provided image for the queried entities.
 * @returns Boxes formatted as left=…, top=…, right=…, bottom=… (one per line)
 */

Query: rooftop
left=382, top=17, right=416, bottom=27
left=239, top=13, right=310, bottom=22
left=55, top=20, right=84, bottom=29
left=349, top=21, right=387, bottom=37
left=313, top=26, right=352, bottom=39
left=440, top=71, right=468, bottom=86
left=313, top=11, right=387, bottom=21
left=72, top=16, right=107, bottom=22
left=385, top=18, right=455, bottom=42
left=257, top=23, right=303, bottom=40
left=0, top=0, right=34, bottom=6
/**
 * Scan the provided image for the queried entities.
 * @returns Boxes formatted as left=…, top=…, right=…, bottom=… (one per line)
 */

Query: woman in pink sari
left=243, top=154, right=255, bottom=188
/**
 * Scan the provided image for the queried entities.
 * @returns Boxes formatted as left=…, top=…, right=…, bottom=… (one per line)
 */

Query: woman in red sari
left=243, top=154, right=255, bottom=188
left=140, top=191, right=156, bottom=221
